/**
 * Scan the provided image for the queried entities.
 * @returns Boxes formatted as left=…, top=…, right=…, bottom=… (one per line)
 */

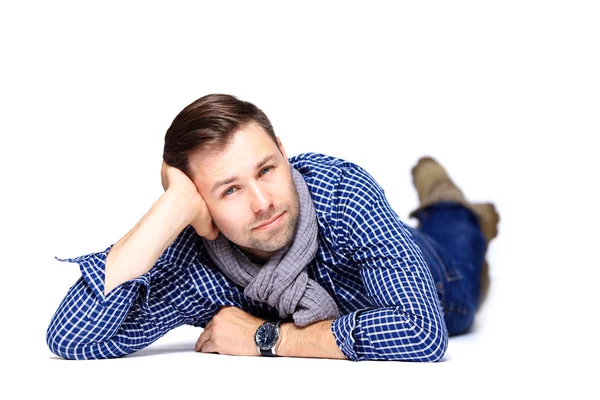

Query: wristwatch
left=254, top=320, right=282, bottom=357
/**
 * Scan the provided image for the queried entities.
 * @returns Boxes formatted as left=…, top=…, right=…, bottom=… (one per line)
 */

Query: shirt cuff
left=55, top=244, right=151, bottom=307
left=331, top=309, right=369, bottom=361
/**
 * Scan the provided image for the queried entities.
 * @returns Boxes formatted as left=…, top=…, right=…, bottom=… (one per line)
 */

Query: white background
left=1, top=1, right=598, bottom=398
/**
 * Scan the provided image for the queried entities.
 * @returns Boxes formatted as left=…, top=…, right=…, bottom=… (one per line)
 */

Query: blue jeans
left=406, top=202, right=487, bottom=336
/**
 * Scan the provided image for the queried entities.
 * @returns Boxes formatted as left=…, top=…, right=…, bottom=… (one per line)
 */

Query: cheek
left=280, top=178, right=297, bottom=203
left=209, top=202, right=247, bottom=231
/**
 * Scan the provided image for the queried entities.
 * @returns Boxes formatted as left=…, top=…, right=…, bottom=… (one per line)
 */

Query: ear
left=276, top=137, right=289, bottom=162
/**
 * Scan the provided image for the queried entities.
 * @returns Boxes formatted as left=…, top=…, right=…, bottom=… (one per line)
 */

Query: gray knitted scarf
left=201, top=167, right=340, bottom=327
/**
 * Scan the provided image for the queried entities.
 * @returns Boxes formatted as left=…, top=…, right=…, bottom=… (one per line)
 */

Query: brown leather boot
left=409, top=156, right=477, bottom=219
left=409, top=156, right=500, bottom=309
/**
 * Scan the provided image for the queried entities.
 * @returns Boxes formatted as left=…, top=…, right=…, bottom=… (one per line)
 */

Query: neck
left=236, top=245, right=273, bottom=264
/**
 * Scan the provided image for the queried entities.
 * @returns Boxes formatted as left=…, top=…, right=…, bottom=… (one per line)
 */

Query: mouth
left=253, top=212, right=285, bottom=231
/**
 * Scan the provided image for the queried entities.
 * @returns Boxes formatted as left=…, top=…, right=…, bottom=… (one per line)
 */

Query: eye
left=223, top=187, right=237, bottom=197
left=259, top=167, right=272, bottom=176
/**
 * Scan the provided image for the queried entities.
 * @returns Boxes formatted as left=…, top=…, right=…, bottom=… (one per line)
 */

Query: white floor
left=18, top=269, right=593, bottom=399
left=2, top=2, right=598, bottom=398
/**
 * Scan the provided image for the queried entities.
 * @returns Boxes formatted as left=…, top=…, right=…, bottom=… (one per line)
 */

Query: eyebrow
left=210, top=154, right=276, bottom=193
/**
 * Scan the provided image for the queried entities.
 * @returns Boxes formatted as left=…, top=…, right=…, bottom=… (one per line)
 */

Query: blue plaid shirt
left=47, top=152, right=448, bottom=361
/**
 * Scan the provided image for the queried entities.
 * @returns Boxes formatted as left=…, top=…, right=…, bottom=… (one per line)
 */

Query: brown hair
left=163, top=94, right=277, bottom=176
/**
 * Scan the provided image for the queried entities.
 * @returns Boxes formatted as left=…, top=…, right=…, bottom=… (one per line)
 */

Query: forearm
left=50, top=224, right=217, bottom=360
left=277, top=320, right=347, bottom=360
left=104, top=187, right=194, bottom=295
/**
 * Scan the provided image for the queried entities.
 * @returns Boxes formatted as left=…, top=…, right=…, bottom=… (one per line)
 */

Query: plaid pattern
left=47, top=152, right=448, bottom=361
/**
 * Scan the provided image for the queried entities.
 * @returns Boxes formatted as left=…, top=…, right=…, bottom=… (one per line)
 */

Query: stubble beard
left=246, top=187, right=300, bottom=253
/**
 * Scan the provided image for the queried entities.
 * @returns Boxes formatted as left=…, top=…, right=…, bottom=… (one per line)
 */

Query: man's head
left=163, top=94, right=300, bottom=261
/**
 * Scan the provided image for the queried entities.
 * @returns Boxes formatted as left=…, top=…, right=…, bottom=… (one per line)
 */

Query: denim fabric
left=406, top=202, right=487, bottom=336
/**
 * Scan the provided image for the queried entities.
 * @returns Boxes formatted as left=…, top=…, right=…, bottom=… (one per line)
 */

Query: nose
left=248, top=182, right=273, bottom=214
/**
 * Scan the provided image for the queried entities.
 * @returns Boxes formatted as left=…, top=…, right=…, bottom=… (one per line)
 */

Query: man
left=47, top=94, right=499, bottom=361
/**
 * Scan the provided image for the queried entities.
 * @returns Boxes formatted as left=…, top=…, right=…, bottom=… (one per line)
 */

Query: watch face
left=255, top=323, right=279, bottom=349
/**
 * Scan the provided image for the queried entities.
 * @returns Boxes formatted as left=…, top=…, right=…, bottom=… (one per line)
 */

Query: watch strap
left=259, top=347, right=278, bottom=357
left=256, top=320, right=282, bottom=357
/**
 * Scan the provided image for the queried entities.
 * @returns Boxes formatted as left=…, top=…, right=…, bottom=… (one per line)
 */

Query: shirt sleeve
left=46, top=226, right=220, bottom=360
left=329, top=165, right=448, bottom=362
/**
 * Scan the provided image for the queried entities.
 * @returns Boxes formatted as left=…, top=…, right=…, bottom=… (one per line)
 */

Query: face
left=188, top=122, right=300, bottom=261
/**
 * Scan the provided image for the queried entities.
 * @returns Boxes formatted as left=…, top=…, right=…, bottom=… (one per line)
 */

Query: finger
left=161, top=162, right=168, bottom=191
left=200, top=340, right=218, bottom=354
left=195, top=328, right=211, bottom=352
left=195, top=330, right=209, bottom=352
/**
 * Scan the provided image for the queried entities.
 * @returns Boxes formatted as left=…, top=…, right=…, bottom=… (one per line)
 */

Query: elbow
left=341, top=307, right=449, bottom=362
left=416, top=316, right=448, bottom=362
left=46, top=300, right=92, bottom=359
left=46, top=323, right=124, bottom=360
left=388, top=312, right=449, bottom=362
left=46, top=313, right=97, bottom=360
left=421, top=326, right=448, bottom=362
left=406, top=313, right=448, bottom=362
left=386, top=326, right=447, bottom=362
left=45, top=280, right=122, bottom=360
left=46, top=311, right=119, bottom=360
left=46, top=322, right=78, bottom=360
